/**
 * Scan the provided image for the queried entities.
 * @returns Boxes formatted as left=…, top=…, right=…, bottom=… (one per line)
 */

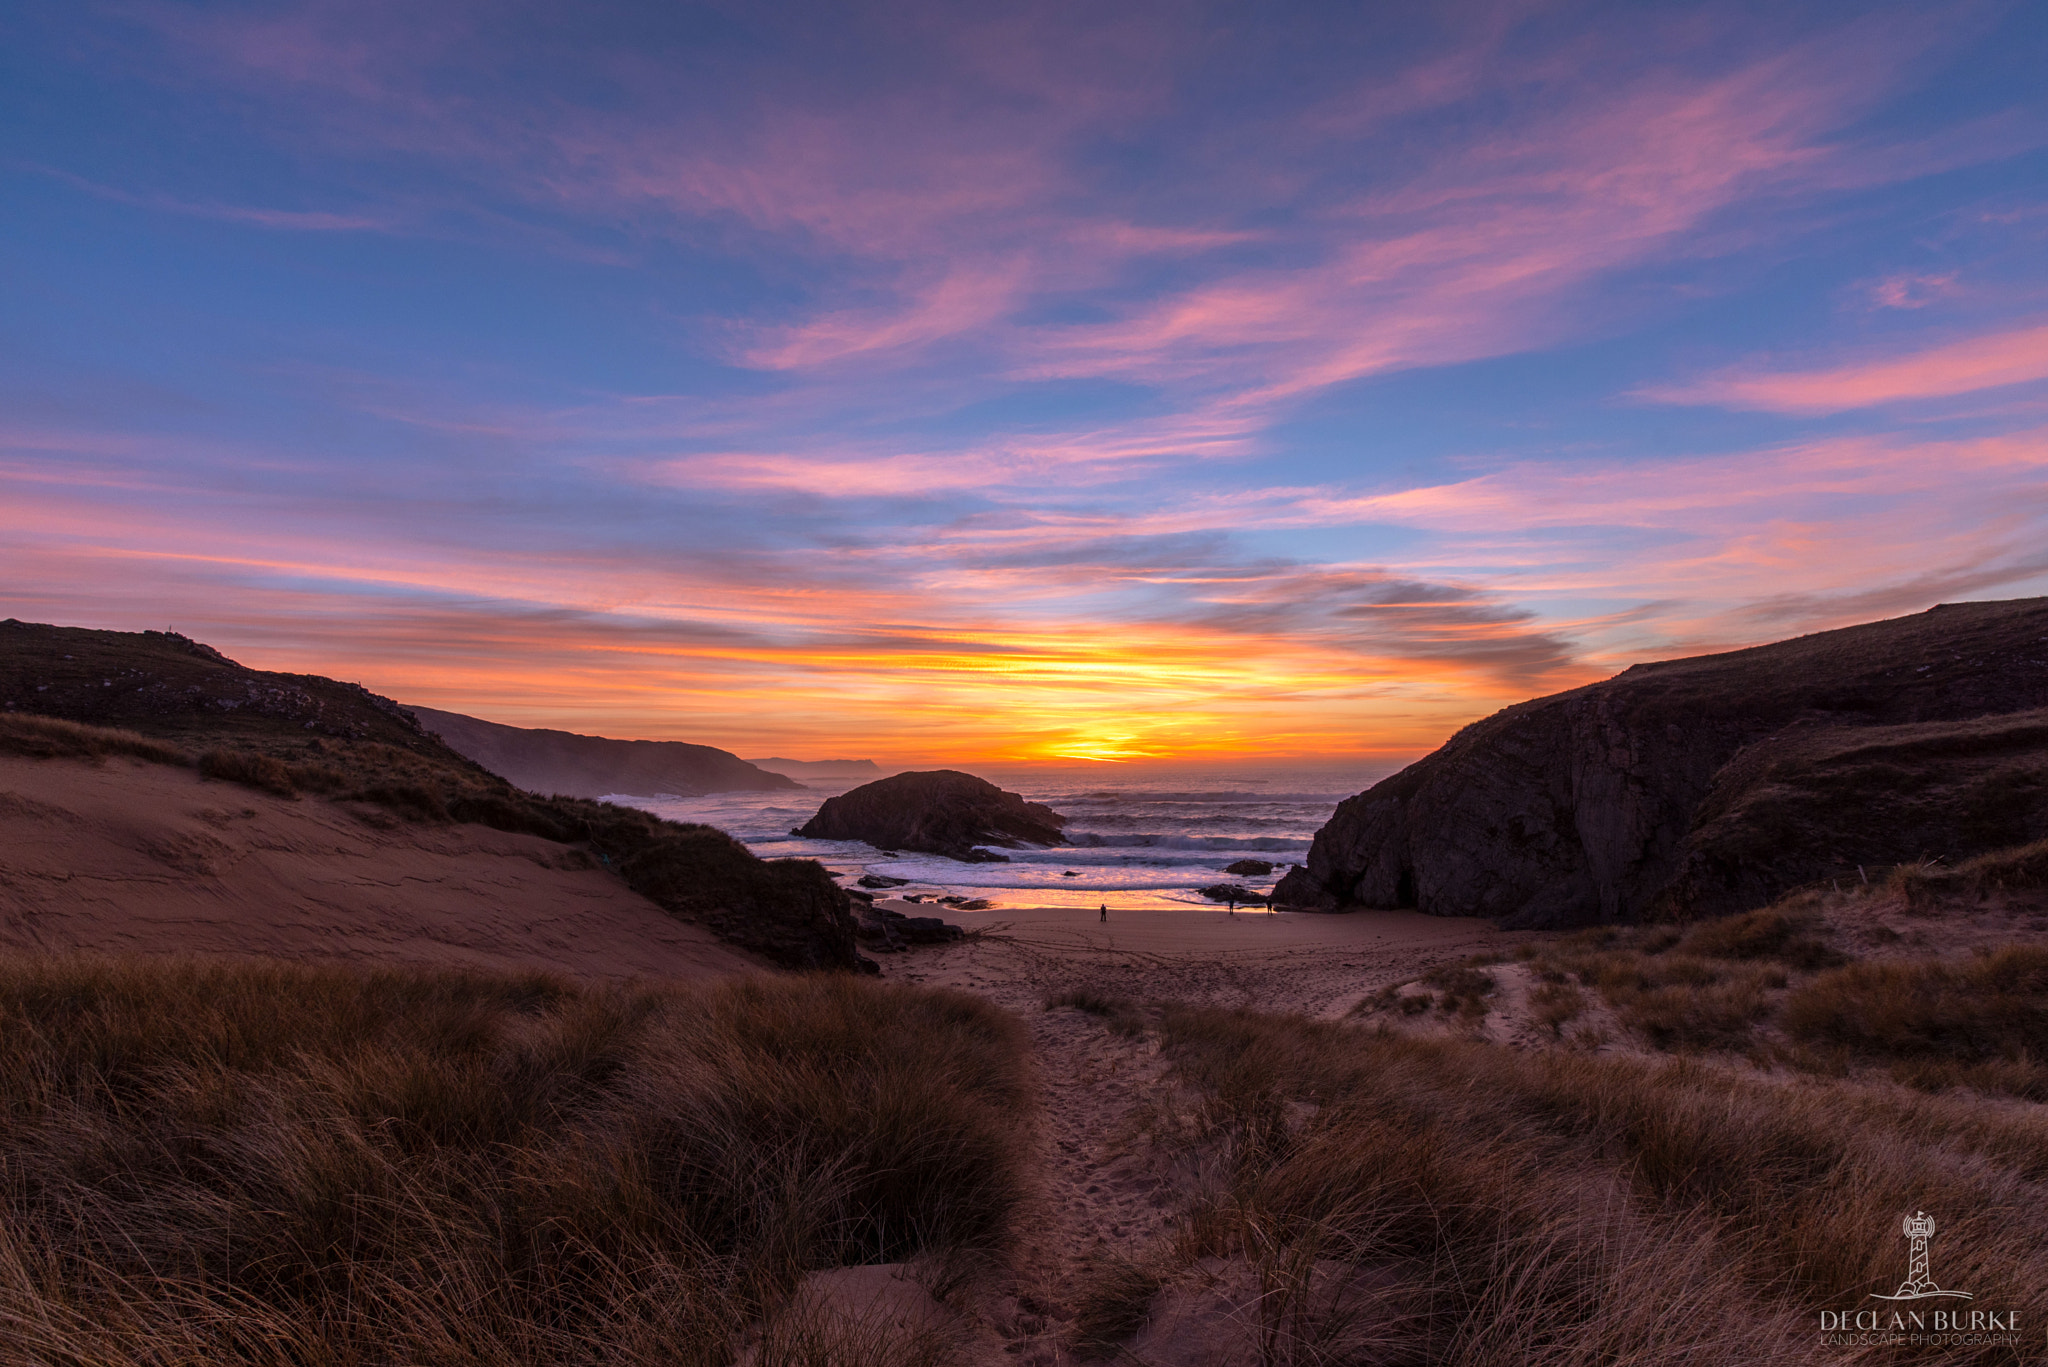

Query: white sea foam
left=611, top=763, right=1381, bottom=911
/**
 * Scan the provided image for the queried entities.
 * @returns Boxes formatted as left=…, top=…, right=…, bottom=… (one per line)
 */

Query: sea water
left=610, top=765, right=1383, bottom=911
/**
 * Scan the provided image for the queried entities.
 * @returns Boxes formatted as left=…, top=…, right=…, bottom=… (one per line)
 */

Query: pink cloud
left=1641, top=321, right=2048, bottom=413
left=1005, top=30, right=1906, bottom=417
left=739, top=258, right=1032, bottom=369
left=114, top=0, right=1986, bottom=449
left=1864, top=272, right=1959, bottom=309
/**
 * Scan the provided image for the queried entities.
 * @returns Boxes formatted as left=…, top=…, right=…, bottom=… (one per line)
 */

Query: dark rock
left=858, top=874, right=911, bottom=888
left=1060, top=869, right=1080, bottom=877
left=964, top=848, right=1011, bottom=862
left=898, top=915, right=965, bottom=944
left=955, top=898, right=992, bottom=910
left=796, top=770, right=1066, bottom=861
left=1199, top=883, right=1268, bottom=903
left=613, top=826, right=864, bottom=971
left=1225, top=858, right=1275, bottom=876
left=851, top=902, right=965, bottom=950
left=1276, top=597, right=2048, bottom=928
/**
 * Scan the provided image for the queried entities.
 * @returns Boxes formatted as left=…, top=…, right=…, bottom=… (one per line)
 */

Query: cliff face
left=796, top=769, right=1066, bottom=859
left=1276, top=599, right=2048, bottom=927
left=410, top=707, right=800, bottom=799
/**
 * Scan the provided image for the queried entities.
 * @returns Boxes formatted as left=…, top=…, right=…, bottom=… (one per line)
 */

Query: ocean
left=611, top=765, right=1383, bottom=911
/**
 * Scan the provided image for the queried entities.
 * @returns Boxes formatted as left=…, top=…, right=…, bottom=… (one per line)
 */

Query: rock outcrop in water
left=1275, top=599, right=2048, bottom=927
left=796, top=769, right=1067, bottom=860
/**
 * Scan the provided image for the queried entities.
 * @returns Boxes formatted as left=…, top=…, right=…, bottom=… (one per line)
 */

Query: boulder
left=1199, top=883, right=1267, bottom=903
left=1224, top=858, right=1275, bottom=876
left=851, top=902, right=966, bottom=951
left=796, top=769, right=1066, bottom=861
left=1276, top=598, right=2048, bottom=927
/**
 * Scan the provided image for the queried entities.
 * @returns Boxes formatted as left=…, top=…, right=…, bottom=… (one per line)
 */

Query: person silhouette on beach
left=1099, top=903, right=1106, bottom=922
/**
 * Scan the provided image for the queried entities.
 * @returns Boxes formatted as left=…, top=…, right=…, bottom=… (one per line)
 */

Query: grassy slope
left=1133, top=1006, right=2045, bottom=1366
left=0, top=956, right=1031, bottom=1366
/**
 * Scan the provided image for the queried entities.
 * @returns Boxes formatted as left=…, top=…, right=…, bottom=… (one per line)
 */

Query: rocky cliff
left=410, top=706, right=800, bottom=799
left=796, top=769, right=1067, bottom=859
left=1275, top=599, right=2048, bottom=927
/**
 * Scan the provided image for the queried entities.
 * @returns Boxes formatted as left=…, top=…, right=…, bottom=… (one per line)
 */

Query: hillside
left=749, top=756, right=882, bottom=779
left=0, top=752, right=754, bottom=979
left=0, top=619, right=437, bottom=753
left=1276, top=597, right=2048, bottom=926
left=0, top=621, right=863, bottom=970
left=410, top=706, right=800, bottom=799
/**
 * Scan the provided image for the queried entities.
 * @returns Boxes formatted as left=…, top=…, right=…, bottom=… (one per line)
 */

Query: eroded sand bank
left=0, top=754, right=756, bottom=982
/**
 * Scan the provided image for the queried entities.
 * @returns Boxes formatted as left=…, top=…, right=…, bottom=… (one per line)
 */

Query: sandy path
left=0, top=754, right=757, bottom=982
left=876, top=902, right=1521, bottom=1361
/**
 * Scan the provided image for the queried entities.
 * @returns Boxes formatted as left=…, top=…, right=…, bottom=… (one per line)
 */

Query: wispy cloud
left=1640, top=320, right=2048, bottom=413
left=25, top=163, right=395, bottom=232
left=7, top=1, right=2046, bottom=761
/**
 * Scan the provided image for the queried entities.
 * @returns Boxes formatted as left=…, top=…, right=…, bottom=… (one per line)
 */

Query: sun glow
left=1041, top=733, right=1161, bottom=763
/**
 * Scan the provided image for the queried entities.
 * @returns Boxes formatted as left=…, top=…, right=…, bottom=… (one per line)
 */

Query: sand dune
left=0, top=754, right=756, bottom=981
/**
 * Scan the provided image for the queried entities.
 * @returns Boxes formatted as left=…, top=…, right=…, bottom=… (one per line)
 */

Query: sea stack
left=796, top=769, right=1067, bottom=861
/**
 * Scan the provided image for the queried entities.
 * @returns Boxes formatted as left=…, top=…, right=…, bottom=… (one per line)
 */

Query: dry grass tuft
left=1675, top=906, right=1841, bottom=968
left=1044, top=988, right=1147, bottom=1037
left=0, top=954, right=1033, bottom=1365
left=1421, top=962, right=1496, bottom=1020
left=1784, top=946, right=2048, bottom=1099
left=1960, top=838, right=2048, bottom=894
left=196, top=746, right=348, bottom=798
left=0, top=713, right=186, bottom=765
left=1528, top=980, right=1586, bottom=1037
left=1137, top=1005, right=2047, bottom=1366
left=1069, top=1249, right=1166, bottom=1358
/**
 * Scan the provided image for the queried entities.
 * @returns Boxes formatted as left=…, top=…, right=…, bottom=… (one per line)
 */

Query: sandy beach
left=872, top=896, right=1514, bottom=1017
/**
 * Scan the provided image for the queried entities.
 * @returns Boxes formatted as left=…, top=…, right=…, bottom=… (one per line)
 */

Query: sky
left=4, top=0, right=2047, bottom=766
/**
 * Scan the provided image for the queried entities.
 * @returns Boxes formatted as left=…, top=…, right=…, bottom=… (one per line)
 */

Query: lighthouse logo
left=1870, top=1212, right=1971, bottom=1302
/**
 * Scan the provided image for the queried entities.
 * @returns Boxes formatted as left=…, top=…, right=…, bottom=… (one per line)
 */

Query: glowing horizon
left=5, top=2, right=2047, bottom=766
